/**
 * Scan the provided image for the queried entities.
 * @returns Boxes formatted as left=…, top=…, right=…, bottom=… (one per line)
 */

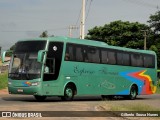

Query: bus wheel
left=128, top=86, right=137, bottom=100
left=34, top=95, right=47, bottom=101
left=61, top=86, right=74, bottom=101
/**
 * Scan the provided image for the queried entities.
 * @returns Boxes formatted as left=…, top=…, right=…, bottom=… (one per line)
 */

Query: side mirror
left=37, top=50, right=47, bottom=63
left=1, top=50, right=12, bottom=63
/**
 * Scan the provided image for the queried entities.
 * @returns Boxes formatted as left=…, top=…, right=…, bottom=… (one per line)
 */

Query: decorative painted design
left=74, top=66, right=95, bottom=76
left=100, top=80, right=115, bottom=89
left=120, top=70, right=156, bottom=95
left=22, top=81, right=31, bottom=87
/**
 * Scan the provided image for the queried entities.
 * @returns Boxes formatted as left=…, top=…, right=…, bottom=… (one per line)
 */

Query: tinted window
left=123, top=53, right=130, bottom=66
left=101, top=50, right=108, bottom=64
left=117, top=52, right=123, bottom=65
left=66, top=44, right=100, bottom=63
left=75, top=46, right=83, bottom=62
left=108, top=51, right=116, bottom=64
left=44, top=42, right=63, bottom=81
left=14, top=41, right=46, bottom=53
left=144, top=55, right=155, bottom=68
left=65, top=44, right=74, bottom=61
left=131, top=54, right=143, bottom=67
left=88, top=47, right=100, bottom=63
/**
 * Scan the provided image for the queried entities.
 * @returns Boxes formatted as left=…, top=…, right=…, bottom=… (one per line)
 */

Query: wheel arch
left=130, top=84, right=138, bottom=95
left=64, top=82, right=77, bottom=95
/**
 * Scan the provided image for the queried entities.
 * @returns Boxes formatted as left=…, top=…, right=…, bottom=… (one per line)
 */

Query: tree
left=39, top=31, right=48, bottom=38
left=86, top=20, right=150, bottom=49
left=86, top=20, right=160, bottom=68
left=148, top=10, right=160, bottom=34
left=148, top=10, right=160, bottom=68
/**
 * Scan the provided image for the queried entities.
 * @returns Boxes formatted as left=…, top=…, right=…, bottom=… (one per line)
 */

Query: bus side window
left=123, top=53, right=130, bottom=66
left=65, top=44, right=74, bottom=61
left=75, top=46, right=83, bottom=62
left=101, top=50, right=108, bottom=64
left=117, top=52, right=123, bottom=65
left=144, top=55, right=155, bottom=68
left=87, top=47, right=100, bottom=63
left=108, top=51, right=116, bottom=65
left=83, top=47, right=88, bottom=62
left=131, top=54, right=143, bottom=67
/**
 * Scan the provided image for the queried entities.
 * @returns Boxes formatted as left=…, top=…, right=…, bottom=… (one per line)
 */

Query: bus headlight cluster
left=8, top=81, right=12, bottom=85
left=31, top=82, right=39, bottom=86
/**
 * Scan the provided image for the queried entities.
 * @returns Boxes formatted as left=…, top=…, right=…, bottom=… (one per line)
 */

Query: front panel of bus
left=8, top=41, right=47, bottom=95
left=8, top=40, right=64, bottom=96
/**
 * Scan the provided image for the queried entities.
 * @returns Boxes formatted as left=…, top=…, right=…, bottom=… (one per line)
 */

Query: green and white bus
left=157, top=70, right=160, bottom=86
left=158, top=70, right=160, bottom=79
left=2, top=36, right=157, bottom=101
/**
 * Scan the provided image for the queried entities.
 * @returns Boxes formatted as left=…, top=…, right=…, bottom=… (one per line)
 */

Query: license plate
left=17, top=89, right=23, bottom=92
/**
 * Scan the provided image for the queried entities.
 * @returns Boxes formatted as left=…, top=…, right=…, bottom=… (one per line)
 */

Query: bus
left=158, top=70, right=160, bottom=79
left=2, top=36, right=157, bottom=101
left=157, top=70, right=160, bottom=86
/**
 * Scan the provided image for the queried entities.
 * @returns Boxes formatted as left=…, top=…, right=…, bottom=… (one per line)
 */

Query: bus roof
left=19, top=36, right=156, bottom=55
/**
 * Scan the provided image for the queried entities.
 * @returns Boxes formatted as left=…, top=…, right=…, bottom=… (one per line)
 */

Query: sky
left=0, top=0, right=160, bottom=51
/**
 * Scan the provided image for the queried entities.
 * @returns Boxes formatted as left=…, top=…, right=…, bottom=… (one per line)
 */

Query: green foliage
left=0, top=72, right=8, bottom=90
left=86, top=20, right=149, bottom=49
left=86, top=17, right=160, bottom=68
left=6, top=44, right=15, bottom=57
left=39, top=31, right=48, bottom=38
left=148, top=10, right=160, bottom=68
left=148, top=10, right=160, bottom=34
left=156, top=79, right=160, bottom=94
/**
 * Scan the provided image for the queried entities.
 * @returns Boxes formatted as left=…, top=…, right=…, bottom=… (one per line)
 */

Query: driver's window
left=43, top=42, right=63, bottom=81
left=44, top=58, right=55, bottom=74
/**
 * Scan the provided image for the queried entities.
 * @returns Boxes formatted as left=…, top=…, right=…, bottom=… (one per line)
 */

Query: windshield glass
left=9, top=41, right=47, bottom=80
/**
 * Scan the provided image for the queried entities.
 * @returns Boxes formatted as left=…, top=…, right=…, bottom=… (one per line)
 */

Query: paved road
left=0, top=94, right=160, bottom=110
left=0, top=93, right=160, bottom=120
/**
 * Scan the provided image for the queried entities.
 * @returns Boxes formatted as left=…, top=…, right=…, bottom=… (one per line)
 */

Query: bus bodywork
left=2, top=36, right=157, bottom=101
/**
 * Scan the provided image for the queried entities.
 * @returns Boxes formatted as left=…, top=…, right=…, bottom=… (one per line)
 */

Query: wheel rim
left=131, top=88, right=136, bottom=99
left=65, top=88, right=73, bottom=98
left=131, top=91, right=136, bottom=97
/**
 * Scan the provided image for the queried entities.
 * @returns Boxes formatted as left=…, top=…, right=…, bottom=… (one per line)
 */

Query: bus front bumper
left=8, top=86, right=41, bottom=95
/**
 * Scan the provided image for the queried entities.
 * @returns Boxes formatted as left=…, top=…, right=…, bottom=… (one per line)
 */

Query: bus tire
left=61, top=86, right=74, bottom=101
left=128, top=85, right=137, bottom=100
left=34, top=95, right=47, bottom=101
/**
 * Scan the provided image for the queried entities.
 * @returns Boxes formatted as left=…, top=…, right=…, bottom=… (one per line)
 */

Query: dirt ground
left=0, top=88, right=159, bottom=120
left=0, top=88, right=8, bottom=95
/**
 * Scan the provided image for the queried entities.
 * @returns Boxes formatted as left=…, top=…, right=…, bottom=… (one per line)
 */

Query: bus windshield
left=9, top=41, right=47, bottom=80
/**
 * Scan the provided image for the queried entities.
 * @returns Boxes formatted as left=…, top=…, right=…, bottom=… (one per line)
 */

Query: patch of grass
left=156, top=80, right=160, bottom=94
left=105, top=103, right=160, bottom=111
left=156, top=87, right=160, bottom=94
left=0, top=72, right=8, bottom=90
left=0, top=59, right=2, bottom=66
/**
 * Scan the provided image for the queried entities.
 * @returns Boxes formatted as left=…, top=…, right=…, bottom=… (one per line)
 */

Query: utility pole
left=80, top=0, right=85, bottom=39
left=141, top=30, right=148, bottom=50
left=68, top=25, right=78, bottom=37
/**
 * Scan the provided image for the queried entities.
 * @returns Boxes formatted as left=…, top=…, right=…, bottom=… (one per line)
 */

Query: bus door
left=42, top=42, right=63, bottom=95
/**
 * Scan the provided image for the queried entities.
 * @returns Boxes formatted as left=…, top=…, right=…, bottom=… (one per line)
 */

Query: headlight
left=31, top=82, right=39, bottom=86
left=8, top=82, right=12, bottom=85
